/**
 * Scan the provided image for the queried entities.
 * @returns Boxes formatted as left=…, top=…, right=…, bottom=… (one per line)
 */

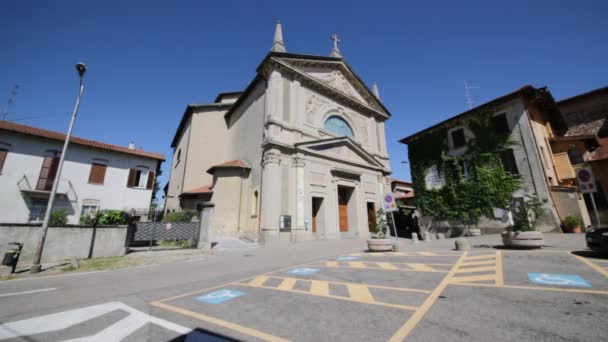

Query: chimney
left=128, top=141, right=135, bottom=150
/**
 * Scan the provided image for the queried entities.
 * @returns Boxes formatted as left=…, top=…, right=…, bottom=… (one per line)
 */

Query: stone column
left=292, top=155, right=305, bottom=239
left=260, top=149, right=281, bottom=245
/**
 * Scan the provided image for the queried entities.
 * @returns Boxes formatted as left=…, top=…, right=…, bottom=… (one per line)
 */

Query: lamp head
left=75, top=63, right=87, bottom=77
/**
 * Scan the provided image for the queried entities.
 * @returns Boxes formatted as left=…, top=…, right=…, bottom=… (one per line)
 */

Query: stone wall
left=0, top=223, right=128, bottom=264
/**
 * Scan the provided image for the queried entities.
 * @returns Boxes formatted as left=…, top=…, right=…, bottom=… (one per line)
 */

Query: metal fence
left=128, top=222, right=200, bottom=247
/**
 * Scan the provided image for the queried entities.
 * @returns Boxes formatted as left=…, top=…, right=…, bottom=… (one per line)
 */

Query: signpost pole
left=390, top=211, right=399, bottom=238
left=590, top=193, right=601, bottom=228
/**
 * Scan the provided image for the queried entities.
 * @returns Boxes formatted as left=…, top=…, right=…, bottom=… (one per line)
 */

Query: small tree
left=511, top=195, right=546, bottom=232
left=50, top=209, right=68, bottom=226
left=373, top=208, right=390, bottom=239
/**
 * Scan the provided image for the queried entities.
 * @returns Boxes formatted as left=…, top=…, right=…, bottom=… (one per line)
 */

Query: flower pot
left=367, top=238, right=394, bottom=252
left=501, top=231, right=544, bottom=249
left=566, top=225, right=583, bottom=234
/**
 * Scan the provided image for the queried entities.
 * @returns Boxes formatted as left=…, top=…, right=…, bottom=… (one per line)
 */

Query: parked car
left=585, top=227, right=608, bottom=254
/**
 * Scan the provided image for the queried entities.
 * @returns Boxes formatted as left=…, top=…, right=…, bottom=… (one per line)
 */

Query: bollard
left=424, top=231, right=431, bottom=242
left=437, top=233, right=445, bottom=240
left=70, top=257, right=80, bottom=269
left=455, top=238, right=471, bottom=251
left=411, top=233, right=419, bottom=244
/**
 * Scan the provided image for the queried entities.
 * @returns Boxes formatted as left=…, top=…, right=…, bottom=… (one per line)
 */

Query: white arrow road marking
left=0, top=302, right=193, bottom=341
left=0, top=287, right=56, bottom=298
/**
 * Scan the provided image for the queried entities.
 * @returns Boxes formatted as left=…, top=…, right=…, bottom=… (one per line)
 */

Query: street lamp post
left=30, top=63, right=87, bottom=273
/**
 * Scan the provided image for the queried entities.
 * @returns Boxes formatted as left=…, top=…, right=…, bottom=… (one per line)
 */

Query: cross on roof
left=330, top=34, right=340, bottom=51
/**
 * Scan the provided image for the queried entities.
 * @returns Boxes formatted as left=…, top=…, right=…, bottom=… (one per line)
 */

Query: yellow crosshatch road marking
left=278, top=278, right=297, bottom=291
left=461, top=259, right=496, bottom=267
left=349, top=251, right=462, bottom=257
left=389, top=252, right=469, bottom=341
left=235, top=275, right=423, bottom=311
left=455, top=266, right=497, bottom=274
left=347, top=284, right=374, bottom=302
left=377, top=262, right=399, bottom=270
left=574, top=254, right=608, bottom=279
left=463, top=253, right=496, bottom=260
left=449, top=252, right=500, bottom=285
left=407, top=263, right=437, bottom=272
left=310, top=280, right=330, bottom=296
left=452, top=282, right=608, bottom=295
left=320, top=261, right=448, bottom=273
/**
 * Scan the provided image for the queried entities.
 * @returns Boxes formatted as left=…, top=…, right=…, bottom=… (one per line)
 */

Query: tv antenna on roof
left=464, top=81, right=479, bottom=109
left=2, top=84, right=20, bottom=121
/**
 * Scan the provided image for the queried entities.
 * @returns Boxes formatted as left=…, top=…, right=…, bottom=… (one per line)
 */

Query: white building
left=0, top=120, right=164, bottom=224
left=165, top=23, right=393, bottom=244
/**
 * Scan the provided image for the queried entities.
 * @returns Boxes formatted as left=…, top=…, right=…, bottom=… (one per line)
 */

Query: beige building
left=165, top=23, right=392, bottom=244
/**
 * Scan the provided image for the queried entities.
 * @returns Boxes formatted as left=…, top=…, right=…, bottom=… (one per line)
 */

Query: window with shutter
left=36, top=156, right=59, bottom=191
left=0, top=149, right=7, bottom=174
left=146, top=171, right=155, bottom=189
left=127, top=168, right=150, bottom=189
left=127, top=169, right=136, bottom=188
left=88, top=163, right=107, bottom=185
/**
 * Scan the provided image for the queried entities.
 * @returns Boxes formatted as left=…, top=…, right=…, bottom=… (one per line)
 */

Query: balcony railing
left=17, top=174, right=77, bottom=202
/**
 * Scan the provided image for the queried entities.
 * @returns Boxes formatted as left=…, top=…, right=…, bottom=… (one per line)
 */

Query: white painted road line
left=0, top=287, right=56, bottom=298
left=0, top=301, right=194, bottom=341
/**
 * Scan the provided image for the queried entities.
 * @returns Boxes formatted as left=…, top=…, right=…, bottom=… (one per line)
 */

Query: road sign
left=576, top=167, right=597, bottom=193
left=195, top=289, right=245, bottom=304
left=287, top=268, right=319, bottom=275
left=528, top=273, right=591, bottom=288
left=383, top=194, right=398, bottom=212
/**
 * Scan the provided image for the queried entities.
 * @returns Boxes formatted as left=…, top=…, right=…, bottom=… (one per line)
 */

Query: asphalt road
left=0, top=235, right=607, bottom=341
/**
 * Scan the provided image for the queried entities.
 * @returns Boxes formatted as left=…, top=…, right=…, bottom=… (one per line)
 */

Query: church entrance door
left=338, top=186, right=351, bottom=232
left=312, top=197, right=323, bottom=233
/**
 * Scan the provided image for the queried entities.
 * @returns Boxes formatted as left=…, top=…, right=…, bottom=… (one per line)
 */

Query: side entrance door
left=338, top=191, right=349, bottom=232
left=367, top=202, right=376, bottom=232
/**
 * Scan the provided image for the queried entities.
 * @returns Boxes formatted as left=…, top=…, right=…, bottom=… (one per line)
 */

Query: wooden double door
left=338, top=187, right=350, bottom=232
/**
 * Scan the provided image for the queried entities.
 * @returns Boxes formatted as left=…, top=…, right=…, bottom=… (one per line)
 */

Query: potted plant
left=501, top=195, right=546, bottom=248
left=367, top=208, right=394, bottom=252
left=562, top=215, right=584, bottom=234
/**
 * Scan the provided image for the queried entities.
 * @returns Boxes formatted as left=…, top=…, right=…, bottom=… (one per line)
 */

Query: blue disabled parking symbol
left=336, top=256, right=359, bottom=261
left=528, top=273, right=591, bottom=288
left=288, top=268, right=319, bottom=275
left=195, top=289, right=245, bottom=304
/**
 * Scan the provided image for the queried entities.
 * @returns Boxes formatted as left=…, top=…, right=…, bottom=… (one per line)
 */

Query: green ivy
left=408, top=110, right=521, bottom=227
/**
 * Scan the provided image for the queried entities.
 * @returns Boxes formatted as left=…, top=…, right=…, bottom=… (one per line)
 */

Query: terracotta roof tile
left=207, top=159, right=250, bottom=174
left=0, top=120, right=165, bottom=160
left=564, top=118, right=606, bottom=137
left=181, top=184, right=213, bottom=195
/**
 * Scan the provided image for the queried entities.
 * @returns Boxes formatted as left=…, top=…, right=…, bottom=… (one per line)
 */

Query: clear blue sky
left=2, top=0, right=607, bottom=192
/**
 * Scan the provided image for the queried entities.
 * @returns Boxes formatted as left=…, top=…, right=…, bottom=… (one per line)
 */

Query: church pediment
left=271, top=56, right=389, bottom=118
left=296, top=137, right=385, bottom=170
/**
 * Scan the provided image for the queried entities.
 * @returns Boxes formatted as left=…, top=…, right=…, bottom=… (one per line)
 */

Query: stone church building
left=165, top=23, right=393, bottom=244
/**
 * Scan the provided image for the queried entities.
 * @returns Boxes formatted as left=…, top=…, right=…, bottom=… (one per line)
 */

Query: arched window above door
left=324, top=115, right=354, bottom=138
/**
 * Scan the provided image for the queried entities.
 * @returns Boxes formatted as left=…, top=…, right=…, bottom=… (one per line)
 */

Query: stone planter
left=468, top=228, right=481, bottom=236
left=367, top=238, right=394, bottom=252
left=501, top=231, right=544, bottom=249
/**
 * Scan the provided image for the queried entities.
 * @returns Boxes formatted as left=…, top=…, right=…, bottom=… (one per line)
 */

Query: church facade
left=165, top=23, right=393, bottom=244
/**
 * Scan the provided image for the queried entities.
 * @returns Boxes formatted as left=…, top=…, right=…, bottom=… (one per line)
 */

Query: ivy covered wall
left=408, top=111, right=521, bottom=227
